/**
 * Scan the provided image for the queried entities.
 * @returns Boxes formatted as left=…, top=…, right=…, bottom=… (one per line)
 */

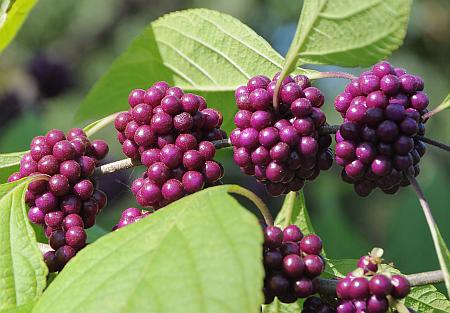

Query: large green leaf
left=74, top=9, right=314, bottom=132
left=32, top=185, right=264, bottom=313
left=274, top=191, right=315, bottom=234
left=274, top=0, right=412, bottom=93
left=288, top=0, right=412, bottom=68
left=0, top=0, right=38, bottom=54
left=0, top=177, right=48, bottom=310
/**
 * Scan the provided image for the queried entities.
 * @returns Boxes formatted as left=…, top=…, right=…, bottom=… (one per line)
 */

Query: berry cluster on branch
left=231, top=73, right=333, bottom=196
left=263, top=224, right=325, bottom=304
left=9, top=128, right=108, bottom=272
left=114, top=82, right=225, bottom=210
left=334, top=61, right=428, bottom=196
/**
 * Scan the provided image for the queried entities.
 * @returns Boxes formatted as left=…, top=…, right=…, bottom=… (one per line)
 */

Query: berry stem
left=307, top=71, right=357, bottom=81
left=406, top=172, right=450, bottom=296
left=418, top=136, right=450, bottom=152
left=318, top=124, right=339, bottom=136
left=227, top=185, right=274, bottom=226
left=95, top=157, right=142, bottom=175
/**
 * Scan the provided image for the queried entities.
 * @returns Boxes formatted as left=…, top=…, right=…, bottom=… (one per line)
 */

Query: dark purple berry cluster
left=334, top=61, right=428, bottom=196
left=8, top=128, right=108, bottom=272
left=114, top=82, right=225, bottom=209
left=112, top=207, right=151, bottom=230
left=302, top=296, right=335, bottom=313
left=263, top=225, right=325, bottom=304
left=231, top=73, right=333, bottom=197
left=335, top=256, right=411, bottom=313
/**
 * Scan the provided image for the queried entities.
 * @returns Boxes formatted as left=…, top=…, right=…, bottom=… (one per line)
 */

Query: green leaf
left=32, top=185, right=264, bottom=313
left=435, top=228, right=450, bottom=297
left=0, top=301, right=36, bottom=313
left=83, top=112, right=120, bottom=137
left=323, top=258, right=357, bottom=279
left=425, top=93, right=450, bottom=119
left=0, top=0, right=38, bottom=54
left=262, top=299, right=302, bottom=313
left=274, top=191, right=315, bottom=234
left=0, top=177, right=48, bottom=310
left=0, top=151, right=28, bottom=183
left=74, top=9, right=314, bottom=133
left=286, top=0, right=412, bottom=68
left=406, top=285, right=450, bottom=313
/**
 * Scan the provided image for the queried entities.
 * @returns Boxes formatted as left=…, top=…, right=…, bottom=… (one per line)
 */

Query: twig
left=406, top=172, right=450, bottom=296
left=308, top=71, right=357, bottom=81
left=94, top=138, right=232, bottom=176
left=418, top=136, right=450, bottom=152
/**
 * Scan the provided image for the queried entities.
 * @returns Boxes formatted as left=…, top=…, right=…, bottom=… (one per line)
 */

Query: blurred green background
left=0, top=0, right=449, bottom=280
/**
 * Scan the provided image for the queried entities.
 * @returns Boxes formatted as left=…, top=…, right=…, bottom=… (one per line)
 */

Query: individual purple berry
left=182, top=171, right=205, bottom=194
left=391, top=275, right=410, bottom=299
left=367, top=295, right=388, bottom=313
left=349, top=277, right=370, bottom=299
left=282, top=254, right=305, bottom=278
left=128, top=88, right=145, bottom=107
left=300, top=234, right=323, bottom=255
left=369, top=274, right=392, bottom=296
left=55, top=245, right=76, bottom=266
left=303, top=254, right=324, bottom=277
left=28, top=206, right=45, bottom=225
left=73, top=179, right=94, bottom=200
left=282, top=225, right=303, bottom=242
left=46, top=129, right=66, bottom=147
left=65, top=226, right=86, bottom=250
left=160, top=144, right=182, bottom=169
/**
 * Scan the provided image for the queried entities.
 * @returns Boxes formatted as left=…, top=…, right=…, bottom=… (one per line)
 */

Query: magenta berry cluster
left=8, top=128, right=108, bottom=272
left=112, top=207, right=151, bottom=230
left=263, top=224, right=325, bottom=304
left=335, top=258, right=411, bottom=313
left=114, top=81, right=225, bottom=209
left=231, top=73, right=333, bottom=196
left=334, top=61, right=428, bottom=196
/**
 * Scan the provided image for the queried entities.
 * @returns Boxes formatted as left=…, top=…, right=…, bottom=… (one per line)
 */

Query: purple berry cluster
left=263, top=225, right=325, bottom=304
left=301, top=296, right=335, bottom=313
left=334, top=61, right=428, bottom=196
left=112, top=207, right=152, bottom=230
left=114, top=82, right=225, bottom=209
left=334, top=256, right=411, bottom=313
left=231, top=73, right=333, bottom=196
left=8, top=128, right=108, bottom=272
